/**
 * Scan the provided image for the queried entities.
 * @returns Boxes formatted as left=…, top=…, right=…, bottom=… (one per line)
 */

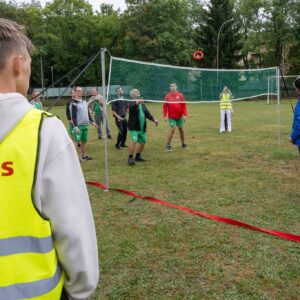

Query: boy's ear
left=12, top=56, right=22, bottom=77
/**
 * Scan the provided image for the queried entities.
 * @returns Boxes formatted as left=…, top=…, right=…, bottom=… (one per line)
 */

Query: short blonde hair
left=0, top=18, right=34, bottom=71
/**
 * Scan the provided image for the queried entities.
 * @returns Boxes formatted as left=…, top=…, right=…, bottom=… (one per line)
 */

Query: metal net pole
left=101, top=48, right=109, bottom=191
left=277, top=67, right=281, bottom=145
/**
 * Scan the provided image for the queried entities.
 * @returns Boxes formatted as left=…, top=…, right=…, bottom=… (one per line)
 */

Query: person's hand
left=118, top=116, right=124, bottom=121
left=289, top=137, right=293, bottom=144
left=137, top=98, right=144, bottom=104
left=92, top=122, right=98, bottom=128
left=183, top=115, right=187, bottom=122
left=154, top=119, right=159, bottom=126
left=74, top=127, right=80, bottom=134
left=164, top=117, right=168, bottom=122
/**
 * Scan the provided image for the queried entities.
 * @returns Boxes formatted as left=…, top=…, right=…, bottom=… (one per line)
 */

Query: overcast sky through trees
left=13, top=0, right=127, bottom=11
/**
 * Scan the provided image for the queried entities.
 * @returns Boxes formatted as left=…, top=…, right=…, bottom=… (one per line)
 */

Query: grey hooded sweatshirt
left=0, top=93, right=99, bottom=300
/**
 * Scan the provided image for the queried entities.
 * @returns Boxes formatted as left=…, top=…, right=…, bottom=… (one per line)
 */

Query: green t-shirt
left=89, top=96, right=103, bottom=115
left=138, top=104, right=145, bottom=132
left=31, top=101, right=43, bottom=110
left=93, top=100, right=102, bottom=115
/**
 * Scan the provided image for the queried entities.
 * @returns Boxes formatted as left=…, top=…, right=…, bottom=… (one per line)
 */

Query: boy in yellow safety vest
left=219, top=86, right=233, bottom=133
left=0, top=18, right=98, bottom=300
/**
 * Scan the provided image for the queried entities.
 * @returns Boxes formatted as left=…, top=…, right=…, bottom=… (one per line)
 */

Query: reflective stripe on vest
left=0, top=265, right=62, bottom=299
left=220, top=93, right=232, bottom=110
left=0, top=236, right=53, bottom=256
left=0, top=108, right=65, bottom=300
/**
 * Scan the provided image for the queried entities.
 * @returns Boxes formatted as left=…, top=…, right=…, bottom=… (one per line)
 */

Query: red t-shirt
left=163, top=91, right=187, bottom=119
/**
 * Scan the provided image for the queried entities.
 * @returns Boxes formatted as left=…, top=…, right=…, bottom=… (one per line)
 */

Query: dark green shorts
left=169, top=118, right=184, bottom=127
left=129, top=130, right=146, bottom=144
left=73, top=125, right=89, bottom=143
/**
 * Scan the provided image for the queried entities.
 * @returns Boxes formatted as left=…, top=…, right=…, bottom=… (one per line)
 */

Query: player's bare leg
left=178, top=126, right=185, bottom=144
left=81, top=142, right=86, bottom=158
left=166, top=127, right=175, bottom=151
left=178, top=126, right=188, bottom=148
left=137, top=143, right=145, bottom=154
left=167, top=127, right=175, bottom=143
left=128, top=142, right=136, bottom=165
left=135, top=143, right=146, bottom=162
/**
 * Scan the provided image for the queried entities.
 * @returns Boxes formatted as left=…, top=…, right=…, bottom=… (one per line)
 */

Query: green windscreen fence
left=107, top=57, right=278, bottom=103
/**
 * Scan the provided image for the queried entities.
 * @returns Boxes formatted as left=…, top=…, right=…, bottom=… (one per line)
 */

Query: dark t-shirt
left=111, top=99, right=128, bottom=118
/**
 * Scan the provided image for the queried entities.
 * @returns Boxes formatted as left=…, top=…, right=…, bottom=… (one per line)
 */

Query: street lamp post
left=216, top=18, right=234, bottom=69
left=40, top=49, right=44, bottom=98
left=51, top=66, right=54, bottom=88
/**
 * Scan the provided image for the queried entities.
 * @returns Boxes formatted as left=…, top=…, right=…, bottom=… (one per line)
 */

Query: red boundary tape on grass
left=86, top=181, right=300, bottom=243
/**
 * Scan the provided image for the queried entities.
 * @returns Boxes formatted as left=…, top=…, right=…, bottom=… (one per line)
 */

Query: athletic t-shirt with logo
left=163, top=91, right=187, bottom=119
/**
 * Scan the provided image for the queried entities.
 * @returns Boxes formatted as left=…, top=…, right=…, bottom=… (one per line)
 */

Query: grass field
left=52, top=100, right=300, bottom=300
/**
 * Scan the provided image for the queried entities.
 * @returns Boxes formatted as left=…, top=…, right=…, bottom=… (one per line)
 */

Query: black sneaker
left=108, top=135, right=113, bottom=139
left=182, top=144, right=189, bottom=149
left=98, top=136, right=102, bottom=140
left=135, top=157, right=147, bottom=162
left=128, top=157, right=135, bottom=165
left=166, top=144, right=172, bottom=152
left=120, top=144, right=128, bottom=148
left=115, top=145, right=121, bottom=150
left=82, top=155, right=93, bottom=161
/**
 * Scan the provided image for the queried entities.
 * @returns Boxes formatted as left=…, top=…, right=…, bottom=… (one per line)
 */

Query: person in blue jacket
left=289, top=77, right=300, bottom=154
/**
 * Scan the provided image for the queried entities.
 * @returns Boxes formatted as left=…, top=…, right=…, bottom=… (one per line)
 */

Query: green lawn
left=52, top=100, right=300, bottom=300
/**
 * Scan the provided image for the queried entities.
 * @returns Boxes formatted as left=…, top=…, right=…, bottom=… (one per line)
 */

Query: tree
left=287, top=2, right=300, bottom=74
left=194, top=0, right=242, bottom=68
left=263, top=0, right=296, bottom=69
left=1, top=0, right=300, bottom=88
left=235, top=0, right=265, bottom=68
left=122, top=0, right=195, bottom=66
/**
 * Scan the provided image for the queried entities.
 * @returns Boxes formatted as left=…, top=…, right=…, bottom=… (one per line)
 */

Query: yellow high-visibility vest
left=0, top=108, right=65, bottom=300
left=220, top=93, right=232, bottom=110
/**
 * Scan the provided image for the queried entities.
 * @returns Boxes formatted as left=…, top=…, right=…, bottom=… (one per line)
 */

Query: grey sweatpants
left=95, top=114, right=111, bottom=137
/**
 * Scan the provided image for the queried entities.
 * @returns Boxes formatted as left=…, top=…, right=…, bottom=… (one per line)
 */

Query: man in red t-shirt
left=163, top=83, right=188, bottom=151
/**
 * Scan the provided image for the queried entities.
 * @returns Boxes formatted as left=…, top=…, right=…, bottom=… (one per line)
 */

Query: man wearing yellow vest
left=0, top=18, right=99, bottom=300
left=219, top=86, right=233, bottom=133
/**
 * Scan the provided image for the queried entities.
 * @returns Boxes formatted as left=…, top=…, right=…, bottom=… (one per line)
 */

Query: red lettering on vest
left=1, top=162, right=14, bottom=176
